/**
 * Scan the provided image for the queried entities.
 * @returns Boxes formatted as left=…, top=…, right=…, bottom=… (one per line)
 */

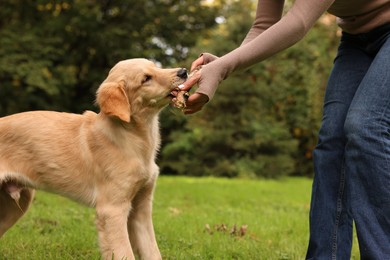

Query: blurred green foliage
left=0, top=0, right=339, bottom=178
left=0, top=0, right=217, bottom=114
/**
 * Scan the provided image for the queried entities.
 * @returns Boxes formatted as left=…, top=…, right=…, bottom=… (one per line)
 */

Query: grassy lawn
left=0, top=176, right=360, bottom=259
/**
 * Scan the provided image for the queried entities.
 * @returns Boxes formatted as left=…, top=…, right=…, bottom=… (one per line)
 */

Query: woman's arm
left=241, top=0, right=285, bottom=45
left=197, top=0, right=335, bottom=100
left=199, top=1, right=285, bottom=69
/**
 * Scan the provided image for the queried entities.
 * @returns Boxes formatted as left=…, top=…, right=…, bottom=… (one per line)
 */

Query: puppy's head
left=96, top=59, right=187, bottom=123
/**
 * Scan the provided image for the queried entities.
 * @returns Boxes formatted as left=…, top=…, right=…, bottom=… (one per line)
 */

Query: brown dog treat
left=172, top=66, right=202, bottom=109
left=174, top=91, right=190, bottom=109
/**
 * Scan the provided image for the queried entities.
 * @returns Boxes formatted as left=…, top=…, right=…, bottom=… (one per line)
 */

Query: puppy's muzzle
left=177, top=68, right=188, bottom=79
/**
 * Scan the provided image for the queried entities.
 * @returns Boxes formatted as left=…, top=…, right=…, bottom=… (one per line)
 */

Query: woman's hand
left=183, top=92, right=209, bottom=114
left=173, top=53, right=219, bottom=114
left=178, top=61, right=209, bottom=114
left=190, top=56, right=205, bottom=71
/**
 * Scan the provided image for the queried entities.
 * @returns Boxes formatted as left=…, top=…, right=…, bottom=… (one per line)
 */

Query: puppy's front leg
left=128, top=179, right=161, bottom=260
left=95, top=202, right=134, bottom=260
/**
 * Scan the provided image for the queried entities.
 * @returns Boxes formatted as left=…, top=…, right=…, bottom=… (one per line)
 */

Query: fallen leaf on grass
left=204, top=224, right=212, bottom=234
left=204, top=223, right=248, bottom=237
left=240, top=225, right=248, bottom=236
left=168, top=207, right=181, bottom=216
left=230, top=224, right=237, bottom=235
left=215, top=223, right=227, bottom=232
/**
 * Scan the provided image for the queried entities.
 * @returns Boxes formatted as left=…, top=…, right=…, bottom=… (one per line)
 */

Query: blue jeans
left=306, top=23, right=390, bottom=260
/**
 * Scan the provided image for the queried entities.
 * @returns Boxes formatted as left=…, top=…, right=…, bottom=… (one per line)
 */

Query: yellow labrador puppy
left=0, top=58, right=187, bottom=260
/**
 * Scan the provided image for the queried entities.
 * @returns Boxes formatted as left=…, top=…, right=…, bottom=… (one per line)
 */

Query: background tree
left=0, top=0, right=217, bottom=115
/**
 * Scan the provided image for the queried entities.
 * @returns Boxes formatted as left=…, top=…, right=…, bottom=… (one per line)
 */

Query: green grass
left=0, top=177, right=359, bottom=259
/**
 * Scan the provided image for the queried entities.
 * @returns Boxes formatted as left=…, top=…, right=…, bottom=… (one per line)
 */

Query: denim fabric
left=306, top=23, right=390, bottom=260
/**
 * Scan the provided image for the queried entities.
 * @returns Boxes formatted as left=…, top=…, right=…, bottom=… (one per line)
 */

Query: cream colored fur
left=0, top=58, right=187, bottom=260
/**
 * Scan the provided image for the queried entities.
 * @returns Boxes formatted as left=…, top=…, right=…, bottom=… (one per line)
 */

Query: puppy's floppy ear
left=96, top=81, right=131, bottom=123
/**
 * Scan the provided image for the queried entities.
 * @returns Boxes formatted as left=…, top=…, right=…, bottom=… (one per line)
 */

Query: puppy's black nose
left=177, top=68, right=188, bottom=79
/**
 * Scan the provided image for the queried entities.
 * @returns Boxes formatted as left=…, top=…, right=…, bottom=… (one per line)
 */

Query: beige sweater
left=198, top=0, right=390, bottom=100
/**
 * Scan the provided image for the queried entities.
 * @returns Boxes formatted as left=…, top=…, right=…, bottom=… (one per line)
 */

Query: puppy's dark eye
left=142, top=75, right=152, bottom=84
